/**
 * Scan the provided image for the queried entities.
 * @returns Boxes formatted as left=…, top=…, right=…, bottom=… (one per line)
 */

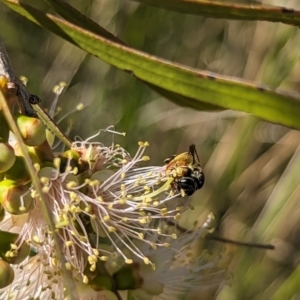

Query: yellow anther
left=72, top=167, right=78, bottom=175
left=139, top=218, right=147, bottom=224
left=89, top=180, right=100, bottom=187
left=119, top=198, right=126, bottom=204
left=66, top=181, right=78, bottom=189
left=176, top=206, right=184, bottom=211
left=34, top=163, right=40, bottom=171
left=108, top=226, right=116, bottom=232
left=125, top=259, right=133, bottom=264
left=42, top=186, right=50, bottom=193
left=103, top=215, right=110, bottom=222
left=65, top=241, right=73, bottom=247
left=33, top=236, right=41, bottom=244
left=84, top=205, right=91, bottom=213
left=143, top=257, right=150, bottom=265
left=90, top=264, right=96, bottom=272
left=65, top=262, right=72, bottom=270
left=173, top=213, right=180, bottom=220
left=40, top=177, right=49, bottom=184
left=100, top=256, right=108, bottom=261
left=52, top=258, right=57, bottom=266
left=92, top=248, right=99, bottom=256
left=88, top=255, right=97, bottom=265
left=83, top=276, right=89, bottom=284
left=10, top=244, right=18, bottom=250
left=53, top=157, right=61, bottom=170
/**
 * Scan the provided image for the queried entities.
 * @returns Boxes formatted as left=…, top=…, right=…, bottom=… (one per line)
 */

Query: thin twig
left=0, top=36, right=77, bottom=299
left=208, top=235, right=275, bottom=250
left=166, top=220, right=275, bottom=250
left=0, top=36, right=36, bottom=116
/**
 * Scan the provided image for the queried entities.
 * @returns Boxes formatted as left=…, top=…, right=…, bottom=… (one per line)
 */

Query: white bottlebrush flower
left=0, top=137, right=204, bottom=299
left=108, top=222, right=230, bottom=300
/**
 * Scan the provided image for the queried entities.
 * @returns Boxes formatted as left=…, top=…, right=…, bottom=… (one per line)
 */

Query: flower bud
left=89, top=274, right=113, bottom=291
left=0, top=179, right=33, bottom=215
left=0, top=204, right=5, bottom=222
left=0, top=111, right=10, bottom=142
left=0, top=259, right=14, bottom=288
left=0, top=230, right=30, bottom=264
left=0, top=141, right=16, bottom=172
left=5, top=156, right=30, bottom=184
left=113, top=264, right=142, bottom=290
left=14, top=113, right=46, bottom=146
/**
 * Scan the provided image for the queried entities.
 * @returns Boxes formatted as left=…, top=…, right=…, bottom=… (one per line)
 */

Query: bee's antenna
left=189, top=144, right=200, bottom=165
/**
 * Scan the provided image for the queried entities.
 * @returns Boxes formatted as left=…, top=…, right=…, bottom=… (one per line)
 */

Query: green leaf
left=3, top=0, right=300, bottom=129
left=132, top=0, right=300, bottom=26
left=41, top=0, right=220, bottom=111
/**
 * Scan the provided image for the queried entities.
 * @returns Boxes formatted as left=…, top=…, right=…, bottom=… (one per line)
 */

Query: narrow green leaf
left=132, top=0, right=300, bottom=26
left=42, top=0, right=220, bottom=111
left=3, top=0, right=300, bottom=129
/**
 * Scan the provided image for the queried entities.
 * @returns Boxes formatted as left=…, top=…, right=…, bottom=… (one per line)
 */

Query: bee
left=164, top=144, right=204, bottom=196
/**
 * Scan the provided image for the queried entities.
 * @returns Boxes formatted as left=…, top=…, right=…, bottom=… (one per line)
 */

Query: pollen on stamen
left=108, top=226, right=116, bottom=232
left=65, top=241, right=73, bottom=247
left=83, top=276, right=89, bottom=284
left=125, top=259, right=133, bottom=264
left=100, top=256, right=108, bottom=261
left=119, top=198, right=126, bottom=204
left=174, top=213, right=181, bottom=220
left=103, top=215, right=110, bottom=222
left=34, top=163, right=41, bottom=171
left=53, top=157, right=61, bottom=170
left=143, top=257, right=150, bottom=265
left=66, top=181, right=77, bottom=189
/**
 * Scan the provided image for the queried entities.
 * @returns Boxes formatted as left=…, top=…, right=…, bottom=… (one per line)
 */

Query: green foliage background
left=1, top=0, right=300, bottom=299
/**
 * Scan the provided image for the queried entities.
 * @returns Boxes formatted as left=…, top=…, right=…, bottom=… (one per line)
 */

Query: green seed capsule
left=0, top=141, right=16, bottom=172
left=89, top=274, right=113, bottom=291
left=14, top=113, right=46, bottom=146
left=0, top=111, right=10, bottom=142
left=113, top=264, right=141, bottom=290
left=0, top=179, right=33, bottom=215
left=0, top=259, right=14, bottom=288
left=5, top=156, right=30, bottom=184
left=0, top=204, right=5, bottom=222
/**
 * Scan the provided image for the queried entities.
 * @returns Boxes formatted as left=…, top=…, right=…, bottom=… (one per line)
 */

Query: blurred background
left=1, top=0, right=300, bottom=299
